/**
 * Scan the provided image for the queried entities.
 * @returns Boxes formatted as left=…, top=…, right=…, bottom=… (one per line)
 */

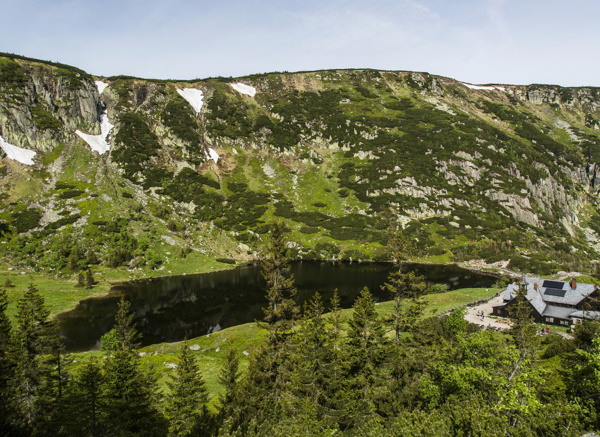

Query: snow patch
left=177, top=88, right=204, bottom=114
left=95, top=81, right=109, bottom=95
left=0, top=136, right=36, bottom=165
left=206, top=148, right=219, bottom=163
left=75, top=112, right=114, bottom=155
left=230, top=82, right=256, bottom=97
left=461, top=83, right=506, bottom=92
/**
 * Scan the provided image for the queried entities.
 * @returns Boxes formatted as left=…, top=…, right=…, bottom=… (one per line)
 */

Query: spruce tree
left=508, top=277, right=538, bottom=383
left=85, top=269, right=94, bottom=289
left=101, top=297, right=165, bottom=435
left=260, top=221, right=298, bottom=337
left=76, top=358, right=104, bottom=437
left=76, top=271, right=85, bottom=288
left=330, top=288, right=341, bottom=351
left=289, top=293, right=344, bottom=431
left=510, top=278, right=537, bottom=355
left=113, top=297, right=140, bottom=352
left=236, top=221, right=300, bottom=428
left=344, top=287, right=389, bottom=425
left=218, top=342, right=241, bottom=418
left=0, top=287, right=17, bottom=433
left=11, top=284, right=53, bottom=431
left=165, top=341, right=208, bottom=437
left=382, top=228, right=427, bottom=341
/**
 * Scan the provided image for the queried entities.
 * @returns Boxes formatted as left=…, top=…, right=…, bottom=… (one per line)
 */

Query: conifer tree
left=76, top=358, right=104, bottom=437
left=510, top=278, right=537, bottom=356
left=76, top=271, right=85, bottom=288
left=382, top=227, right=427, bottom=341
left=0, top=287, right=17, bottom=433
left=165, top=341, right=208, bottom=437
left=113, top=297, right=140, bottom=352
left=260, top=221, right=298, bottom=337
left=344, top=287, right=389, bottom=425
left=235, top=221, right=299, bottom=429
left=218, top=342, right=241, bottom=417
left=289, top=293, right=344, bottom=430
left=330, top=288, right=341, bottom=351
left=85, top=268, right=94, bottom=289
left=11, top=283, right=54, bottom=432
left=101, top=297, right=165, bottom=435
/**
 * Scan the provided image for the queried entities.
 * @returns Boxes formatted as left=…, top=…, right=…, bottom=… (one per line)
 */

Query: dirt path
left=464, top=294, right=513, bottom=330
left=464, top=294, right=574, bottom=339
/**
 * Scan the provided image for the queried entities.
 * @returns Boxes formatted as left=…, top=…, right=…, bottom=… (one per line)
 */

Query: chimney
left=533, top=282, right=538, bottom=291
left=571, top=278, right=577, bottom=290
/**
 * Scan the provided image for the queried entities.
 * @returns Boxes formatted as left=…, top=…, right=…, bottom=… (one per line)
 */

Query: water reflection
left=57, top=261, right=497, bottom=351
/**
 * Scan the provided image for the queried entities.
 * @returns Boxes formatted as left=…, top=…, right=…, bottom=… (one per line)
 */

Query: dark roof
left=501, top=276, right=598, bottom=321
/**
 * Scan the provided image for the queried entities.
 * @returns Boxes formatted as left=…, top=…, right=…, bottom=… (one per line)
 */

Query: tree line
left=1, top=222, right=600, bottom=435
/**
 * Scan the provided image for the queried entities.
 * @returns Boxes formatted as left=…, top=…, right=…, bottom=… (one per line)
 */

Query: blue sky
left=2, top=0, right=599, bottom=86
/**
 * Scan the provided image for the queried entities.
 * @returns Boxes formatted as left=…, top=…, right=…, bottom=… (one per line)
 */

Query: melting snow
left=177, top=88, right=204, bottom=114
left=230, top=83, right=256, bottom=97
left=461, top=83, right=506, bottom=92
left=95, top=80, right=109, bottom=95
left=206, top=148, right=219, bottom=163
left=0, top=136, right=36, bottom=165
left=75, top=112, right=114, bottom=155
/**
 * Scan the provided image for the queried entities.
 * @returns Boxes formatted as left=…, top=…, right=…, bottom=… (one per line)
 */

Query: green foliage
left=0, top=58, right=27, bottom=88
left=100, top=328, right=118, bottom=352
left=0, top=288, right=14, bottom=432
left=161, top=95, right=199, bottom=143
left=11, top=283, right=54, bottom=433
left=12, top=208, right=42, bottom=233
left=102, top=298, right=166, bottom=435
left=112, top=112, right=161, bottom=180
left=260, top=222, right=299, bottom=335
left=216, top=258, right=236, bottom=264
left=206, top=89, right=253, bottom=138
left=58, top=189, right=85, bottom=199
left=218, top=343, right=241, bottom=418
left=30, top=104, right=62, bottom=131
left=165, top=341, right=209, bottom=436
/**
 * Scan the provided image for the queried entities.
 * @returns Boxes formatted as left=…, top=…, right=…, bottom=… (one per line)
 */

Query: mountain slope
left=1, top=53, right=600, bottom=276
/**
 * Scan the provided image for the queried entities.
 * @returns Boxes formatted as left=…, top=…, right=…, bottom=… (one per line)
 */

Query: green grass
left=0, top=255, right=239, bottom=320
left=65, top=286, right=499, bottom=403
left=376, top=287, right=498, bottom=318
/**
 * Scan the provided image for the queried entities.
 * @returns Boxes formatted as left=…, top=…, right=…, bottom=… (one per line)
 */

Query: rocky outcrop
left=0, top=62, right=99, bottom=152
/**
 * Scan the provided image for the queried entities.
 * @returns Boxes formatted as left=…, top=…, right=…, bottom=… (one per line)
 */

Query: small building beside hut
left=492, top=277, right=600, bottom=327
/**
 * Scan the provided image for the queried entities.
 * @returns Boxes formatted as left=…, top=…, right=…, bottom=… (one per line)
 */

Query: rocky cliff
left=1, top=53, right=600, bottom=276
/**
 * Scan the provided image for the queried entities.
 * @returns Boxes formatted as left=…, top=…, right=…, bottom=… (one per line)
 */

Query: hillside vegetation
left=1, top=55, right=600, bottom=278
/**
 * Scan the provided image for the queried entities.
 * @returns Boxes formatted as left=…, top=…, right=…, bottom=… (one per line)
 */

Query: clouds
left=0, top=0, right=598, bottom=86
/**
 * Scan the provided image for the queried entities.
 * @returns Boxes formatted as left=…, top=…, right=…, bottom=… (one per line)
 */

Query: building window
left=545, top=317, right=554, bottom=323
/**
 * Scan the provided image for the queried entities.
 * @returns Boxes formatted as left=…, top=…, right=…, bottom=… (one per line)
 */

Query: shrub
left=112, top=112, right=161, bottom=180
left=12, top=208, right=42, bottom=233
left=161, top=96, right=199, bottom=143
left=59, top=189, right=85, bottom=199
left=31, top=105, right=62, bottom=131
left=216, top=258, right=236, bottom=264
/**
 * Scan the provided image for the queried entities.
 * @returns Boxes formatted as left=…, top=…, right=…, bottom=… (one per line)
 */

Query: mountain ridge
left=1, top=53, right=600, bottom=277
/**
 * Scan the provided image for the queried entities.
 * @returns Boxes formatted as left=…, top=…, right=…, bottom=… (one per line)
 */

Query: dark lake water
left=57, top=261, right=497, bottom=351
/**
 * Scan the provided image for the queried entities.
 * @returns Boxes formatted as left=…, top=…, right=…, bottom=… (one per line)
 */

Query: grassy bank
left=68, top=286, right=498, bottom=407
left=0, top=252, right=238, bottom=319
